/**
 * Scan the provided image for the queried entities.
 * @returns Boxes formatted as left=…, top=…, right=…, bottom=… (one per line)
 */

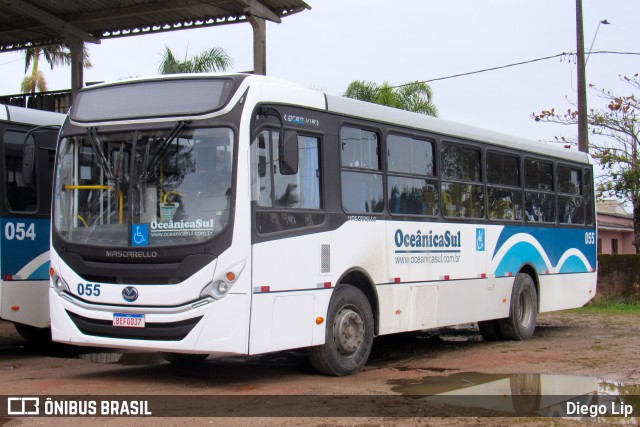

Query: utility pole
left=576, top=0, right=589, bottom=153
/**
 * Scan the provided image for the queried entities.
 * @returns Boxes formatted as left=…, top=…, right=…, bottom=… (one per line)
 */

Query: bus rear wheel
left=499, top=273, right=538, bottom=340
left=308, top=285, right=374, bottom=376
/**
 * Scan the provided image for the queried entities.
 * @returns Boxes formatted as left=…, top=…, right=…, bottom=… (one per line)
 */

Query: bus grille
left=66, top=311, right=203, bottom=341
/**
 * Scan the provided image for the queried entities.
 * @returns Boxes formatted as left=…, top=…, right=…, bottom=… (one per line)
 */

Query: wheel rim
left=517, top=291, right=532, bottom=327
left=333, top=306, right=365, bottom=357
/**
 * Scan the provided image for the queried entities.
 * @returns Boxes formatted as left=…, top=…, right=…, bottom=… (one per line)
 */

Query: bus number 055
left=585, top=232, right=596, bottom=245
left=77, top=283, right=101, bottom=297
left=4, top=222, right=36, bottom=241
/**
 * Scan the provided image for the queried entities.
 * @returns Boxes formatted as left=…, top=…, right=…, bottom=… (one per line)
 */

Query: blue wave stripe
left=492, top=226, right=596, bottom=276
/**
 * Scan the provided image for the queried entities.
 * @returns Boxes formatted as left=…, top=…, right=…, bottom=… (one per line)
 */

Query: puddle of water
left=390, top=372, right=639, bottom=421
left=78, top=352, right=122, bottom=364
left=414, top=325, right=482, bottom=343
left=0, top=344, right=24, bottom=351
left=396, top=367, right=452, bottom=373
left=439, top=335, right=483, bottom=342
left=78, top=352, right=165, bottom=365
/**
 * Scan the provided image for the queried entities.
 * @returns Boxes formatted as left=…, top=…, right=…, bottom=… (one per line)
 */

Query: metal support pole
left=248, top=15, right=267, bottom=75
left=576, top=0, right=589, bottom=153
left=68, top=37, right=84, bottom=100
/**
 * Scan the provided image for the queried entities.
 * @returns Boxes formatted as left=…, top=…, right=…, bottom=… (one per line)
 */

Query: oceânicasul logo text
left=394, top=228, right=461, bottom=249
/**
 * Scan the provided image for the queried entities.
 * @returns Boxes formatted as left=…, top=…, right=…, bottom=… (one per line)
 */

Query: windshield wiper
left=138, top=121, right=190, bottom=183
left=86, top=127, right=115, bottom=184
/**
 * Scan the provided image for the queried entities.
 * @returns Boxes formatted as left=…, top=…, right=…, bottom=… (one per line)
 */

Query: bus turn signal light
left=11, top=306, right=19, bottom=311
left=316, top=317, right=324, bottom=325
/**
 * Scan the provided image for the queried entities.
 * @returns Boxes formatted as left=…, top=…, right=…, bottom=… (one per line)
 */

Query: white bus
left=49, top=74, right=596, bottom=375
left=0, top=105, right=64, bottom=341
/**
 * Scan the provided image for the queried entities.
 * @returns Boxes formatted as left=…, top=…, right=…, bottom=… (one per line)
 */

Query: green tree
left=533, top=74, right=640, bottom=252
left=343, top=80, right=438, bottom=116
left=158, top=46, right=233, bottom=74
left=21, top=44, right=92, bottom=93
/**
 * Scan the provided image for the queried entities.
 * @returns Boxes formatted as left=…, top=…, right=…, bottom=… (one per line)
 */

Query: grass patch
left=573, top=301, right=640, bottom=314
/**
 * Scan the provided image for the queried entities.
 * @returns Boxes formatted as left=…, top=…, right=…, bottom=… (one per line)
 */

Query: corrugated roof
left=0, top=0, right=310, bottom=52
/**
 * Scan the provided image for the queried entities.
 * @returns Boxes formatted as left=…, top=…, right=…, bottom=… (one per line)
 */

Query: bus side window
left=3, top=130, right=38, bottom=212
left=440, top=142, right=484, bottom=218
left=340, top=126, right=383, bottom=214
left=524, top=159, right=555, bottom=223
left=487, top=151, right=522, bottom=221
left=557, top=165, right=584, bottom=225
left=387, top=134, right=438, bottom=216
left=251, top=129, right=322, bottom=231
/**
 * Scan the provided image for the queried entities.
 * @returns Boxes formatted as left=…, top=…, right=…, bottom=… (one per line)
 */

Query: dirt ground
left=0, top=310, right=638, bottom=426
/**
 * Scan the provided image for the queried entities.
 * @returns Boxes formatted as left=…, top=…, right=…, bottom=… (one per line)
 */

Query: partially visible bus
left=0, top=105, right=64, bottom=341
left=49, top=74, right=596, bottom=375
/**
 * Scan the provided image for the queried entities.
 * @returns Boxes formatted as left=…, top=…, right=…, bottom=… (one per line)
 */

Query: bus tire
left=308, top=285, right=374, bottom=376
left=478, top=319, right=504, bottom=341
left=499, top=273, right=538, bottom=340
left=13, top=323, right=51, bottom=344
left=161, top=353, right=208, bottom=364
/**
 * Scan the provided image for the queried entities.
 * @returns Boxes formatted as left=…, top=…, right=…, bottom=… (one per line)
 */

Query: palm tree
left=158, top=46, right=233, bottom=74
left=343, top=80, right=438, bottom=117
left=21, top=43, right=92, bottom=93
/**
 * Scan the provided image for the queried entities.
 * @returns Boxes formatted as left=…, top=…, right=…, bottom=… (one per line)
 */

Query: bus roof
left=237, top=74, right=591, bottom=165
left=0, top=105, right=66, bottom=127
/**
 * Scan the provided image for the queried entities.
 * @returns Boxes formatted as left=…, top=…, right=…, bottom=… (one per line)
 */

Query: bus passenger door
left=248, top=130, right=327, bottom=354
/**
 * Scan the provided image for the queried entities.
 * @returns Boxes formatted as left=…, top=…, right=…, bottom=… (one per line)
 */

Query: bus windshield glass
left=54, top=126, right=234, bottom=247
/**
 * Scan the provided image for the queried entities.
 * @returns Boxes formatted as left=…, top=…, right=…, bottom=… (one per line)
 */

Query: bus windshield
left=54, top=126, right=234, bottom=247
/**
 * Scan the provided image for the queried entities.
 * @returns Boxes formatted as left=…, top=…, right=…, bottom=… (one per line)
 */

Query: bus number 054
left=4, top=222, right=36, bottom=241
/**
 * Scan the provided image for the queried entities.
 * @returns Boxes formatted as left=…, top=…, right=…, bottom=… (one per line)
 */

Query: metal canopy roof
left=0, top=0, right=310, bottom=52
left=0, top=0, right=309, bottom=96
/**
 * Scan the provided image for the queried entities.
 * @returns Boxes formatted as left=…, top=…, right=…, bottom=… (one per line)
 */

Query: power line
left=0, top=56, right=24, bottom=66
left=393, top=50, right=640, bottom=88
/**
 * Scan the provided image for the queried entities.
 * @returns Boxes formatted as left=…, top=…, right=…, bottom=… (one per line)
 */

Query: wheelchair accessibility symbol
left=132, top=224, right=149, bottom=246
left=476, top=228, right=485, bottom=252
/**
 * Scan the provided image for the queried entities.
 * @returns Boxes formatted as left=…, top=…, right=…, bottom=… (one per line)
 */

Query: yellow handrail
left=64, top=185, right=124, bottom=224
left=76, top=214, right=88, bottom=228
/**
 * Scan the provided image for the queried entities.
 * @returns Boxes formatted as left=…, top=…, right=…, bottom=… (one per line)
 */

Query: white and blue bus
left=0, top=105, right=64, bottom=341
left=49, top=74, right=596, bottom=375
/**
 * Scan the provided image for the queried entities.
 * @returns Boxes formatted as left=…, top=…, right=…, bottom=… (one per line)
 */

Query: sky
left=1, top=0, right=639, bottom=146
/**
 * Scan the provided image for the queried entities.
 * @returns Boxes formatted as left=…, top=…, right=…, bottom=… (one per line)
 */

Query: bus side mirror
left=279, top=130, right=299, bottom=175
left=22, top=141, right=36, bottom=186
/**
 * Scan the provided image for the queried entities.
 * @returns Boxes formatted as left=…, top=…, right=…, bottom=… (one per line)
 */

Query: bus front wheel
left=14, top=323, right=51, bottom=344
left=499, top=273, right=538, bottom=340
left=308, top=285, right=374, bottom=376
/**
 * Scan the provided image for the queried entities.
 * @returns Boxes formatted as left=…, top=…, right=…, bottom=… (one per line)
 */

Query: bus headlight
left=53, top=276, right=70, bottom=295
left=200, top=280, right=230, bottom=300
left=200, top=260, right=246, bottom=301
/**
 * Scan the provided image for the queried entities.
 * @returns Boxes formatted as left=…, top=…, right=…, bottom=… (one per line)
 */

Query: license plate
left=113, top=313, right=145, bottom=328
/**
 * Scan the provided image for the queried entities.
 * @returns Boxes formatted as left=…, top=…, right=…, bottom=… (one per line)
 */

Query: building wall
left=0, top=91, right=71, bottom=114
left=598, top=229, right=636, bottom=254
